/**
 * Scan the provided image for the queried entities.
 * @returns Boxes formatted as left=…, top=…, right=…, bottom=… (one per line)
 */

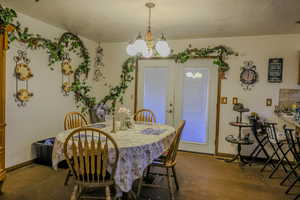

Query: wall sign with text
left=268, top=58, right=283, bottom=83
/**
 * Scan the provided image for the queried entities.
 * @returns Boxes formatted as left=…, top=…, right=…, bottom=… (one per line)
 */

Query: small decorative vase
left=89, top=108, right=101, bottom=123
left=119, top=119, right=128, bottom=131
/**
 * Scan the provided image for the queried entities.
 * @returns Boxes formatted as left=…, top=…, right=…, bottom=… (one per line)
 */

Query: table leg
left=225, top=153, right=239, bottom=163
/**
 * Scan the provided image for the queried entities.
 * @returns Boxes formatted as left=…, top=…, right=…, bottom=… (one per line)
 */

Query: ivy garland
left=0, top=6, right=237, bottom=114
left=174, top=45, right=237, bottom=72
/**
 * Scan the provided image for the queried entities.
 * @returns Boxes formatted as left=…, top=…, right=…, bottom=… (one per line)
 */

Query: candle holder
left=111, top=111, right=116, bottom=133
left=111, top=99, right=117, bottom=133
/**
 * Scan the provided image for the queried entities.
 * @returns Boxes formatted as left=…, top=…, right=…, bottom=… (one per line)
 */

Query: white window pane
left=143, top=67, right=168, bottom=124
left=181, top=68, right=209, bottom=143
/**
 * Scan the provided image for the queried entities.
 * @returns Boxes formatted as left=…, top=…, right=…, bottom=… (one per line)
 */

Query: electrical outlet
left=221, top=97, right=228, bottom=104
left=266, top=98, right=272, bottom=107
left=232, top=97, right=238, bottom=105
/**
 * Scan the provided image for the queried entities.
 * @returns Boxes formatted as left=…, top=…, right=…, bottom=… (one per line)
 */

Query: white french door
left=137, top=59, right=218, bottom=154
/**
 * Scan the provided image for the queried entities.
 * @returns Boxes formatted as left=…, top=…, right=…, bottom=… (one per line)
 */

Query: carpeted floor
left=1, top=152, right=299, bottom=200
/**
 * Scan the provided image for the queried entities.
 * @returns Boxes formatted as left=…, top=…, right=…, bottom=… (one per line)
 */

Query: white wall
left=5, top=13, right=98, bottom=167
left=99, top=34, right=300, bottom=155
left=5, top=13, right=300, bottom=166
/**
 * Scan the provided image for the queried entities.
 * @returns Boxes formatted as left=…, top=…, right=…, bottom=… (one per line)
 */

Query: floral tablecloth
left=52, top=122, right=175, bottom=193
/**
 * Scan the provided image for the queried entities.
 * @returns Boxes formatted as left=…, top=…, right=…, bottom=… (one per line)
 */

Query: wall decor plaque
left=268, top=58, right=283, bottom=83
left=240, top=61, right=258, bottom=91
left=13, top=50, right=34, bottom=107
left=61, top=53, right=73, bottom=96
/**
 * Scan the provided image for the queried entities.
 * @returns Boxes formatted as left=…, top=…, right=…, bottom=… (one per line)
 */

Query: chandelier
left=126, top=2, right=171, bottom=58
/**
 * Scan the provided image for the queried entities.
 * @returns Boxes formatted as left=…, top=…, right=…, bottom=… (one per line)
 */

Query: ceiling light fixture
left=126, top=2, right=171, bottom=58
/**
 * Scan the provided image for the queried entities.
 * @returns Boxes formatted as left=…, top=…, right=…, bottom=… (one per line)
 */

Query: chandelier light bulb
left=133, top=32, right=147, bottom=54
left=134, top=39, right=147, bottom=54
left=126, top=43, right=138, bottom=56
left=155, top=40, right=171, bottom=57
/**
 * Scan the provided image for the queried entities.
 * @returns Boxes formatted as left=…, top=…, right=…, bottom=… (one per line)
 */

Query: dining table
left=52, top=121, right=176, bottom=197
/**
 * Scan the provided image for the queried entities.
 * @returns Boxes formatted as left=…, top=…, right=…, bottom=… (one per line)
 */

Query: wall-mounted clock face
left=240, top=61, right=258, bottom=91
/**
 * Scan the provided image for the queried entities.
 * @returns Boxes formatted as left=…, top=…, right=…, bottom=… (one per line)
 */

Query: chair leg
left=286, top=175, right=300, bottom=194
left=281, top=162, right=300, bottom=186
left=167, top=168, right=175, bottom=200
left=146, top=166, right=151, bottom=178
left=275, top=144, right=289, bottom=173
left=137, top=177, right=143, bottom=198
left=0, top=180, right=4, bottom=195
left=261, top=150, right=276, bottom=172
left=172, top=166, right=179, bottom=191
left=294, top=193, right=300, bottom=200
left=105, top=186, right=111, bottom=200
left=279, top=147, right=294, bottom=174
left=64, top=170, right=72, bottom=186
left=269, top=155, right=284, bottom=178
left=70, top=184, right=79, bottom=200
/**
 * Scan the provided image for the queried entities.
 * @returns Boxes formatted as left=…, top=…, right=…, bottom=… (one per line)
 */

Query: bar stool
left=280, top=126, right=300, bottom=195
left=248, top=119, right=271, bottom=165
left=261, top=123, right=294, bottom=178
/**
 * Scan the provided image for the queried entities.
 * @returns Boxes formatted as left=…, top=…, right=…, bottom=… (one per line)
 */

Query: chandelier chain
left=148, top=5, right=151, bottom=31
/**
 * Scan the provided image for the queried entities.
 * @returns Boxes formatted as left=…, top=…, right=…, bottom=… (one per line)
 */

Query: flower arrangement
left=95, top=103, right=110, bottom=119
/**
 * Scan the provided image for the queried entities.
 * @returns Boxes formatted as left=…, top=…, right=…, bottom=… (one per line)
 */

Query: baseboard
left=215, top=152, right=234, bottom=158
left=178, top=150, right=214, bottom=156
left=5, top=159, right=36, bottom=172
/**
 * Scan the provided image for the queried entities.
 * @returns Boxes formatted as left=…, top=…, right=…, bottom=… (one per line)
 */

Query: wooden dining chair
left=64, top=112, right=88, bottom=186
left=134, top=109, right=156, bottom=123
left=64, top=127, right=119, bottom=200
left=64, top=112, right=88, bottom=130
left=137, top=120, right=186, bottom=200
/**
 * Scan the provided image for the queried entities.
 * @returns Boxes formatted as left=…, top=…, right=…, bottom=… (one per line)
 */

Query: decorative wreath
left=62, top=82, right=71, bottom=93
left=16, top=89, right=33, bottom=102
left=61, top=60, right=74, bottom=75
left=15, top=63, right=33, bottom=81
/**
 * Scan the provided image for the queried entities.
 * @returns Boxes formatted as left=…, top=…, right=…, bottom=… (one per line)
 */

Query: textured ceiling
left=2, top=0, right=300, bottom=42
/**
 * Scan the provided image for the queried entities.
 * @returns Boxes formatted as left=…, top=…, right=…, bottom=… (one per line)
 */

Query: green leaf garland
left=1, top=6, right=237, bottom=114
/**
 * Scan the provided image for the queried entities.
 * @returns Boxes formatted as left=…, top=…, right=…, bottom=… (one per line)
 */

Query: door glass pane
left=143, top=67, right=168, bottom=123
left=181, top=68, right=209, bottom=143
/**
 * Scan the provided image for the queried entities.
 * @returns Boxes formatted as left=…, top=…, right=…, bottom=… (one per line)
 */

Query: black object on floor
left=33, top=137, right=55, bottom=166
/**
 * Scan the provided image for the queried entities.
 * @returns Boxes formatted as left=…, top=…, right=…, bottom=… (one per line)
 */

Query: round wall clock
left=240, top=61, right=258, bottom=91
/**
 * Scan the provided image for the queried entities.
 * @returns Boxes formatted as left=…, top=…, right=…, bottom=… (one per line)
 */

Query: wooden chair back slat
left=134, top=109, right=156, bottom=123
left=71, top=137, right=80, bottom=178
left=84, top=130, right=90, bottom=182
left=64, top=112, right=88, bottom=130
left=77, top=136, right=85, bottom=179
left=102, top=142, right=108, bottom=180
left=63, top=127, right=119, bottom=184
left=96, top=133, right=102, bottom=182
left=90, top=132, right=96, bottom=181
left=166, top=120, right=186, bottom=166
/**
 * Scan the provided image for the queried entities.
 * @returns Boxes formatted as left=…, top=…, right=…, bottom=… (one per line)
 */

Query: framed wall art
left=268, top=58, right=283, bottom=83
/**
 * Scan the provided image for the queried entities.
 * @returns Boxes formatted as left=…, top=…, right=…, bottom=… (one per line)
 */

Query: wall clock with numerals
left=240, top=61, right=258, bottom=91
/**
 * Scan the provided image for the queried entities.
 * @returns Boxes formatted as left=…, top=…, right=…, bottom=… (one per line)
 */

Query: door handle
left=167, top=109, right=173, bottom=114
